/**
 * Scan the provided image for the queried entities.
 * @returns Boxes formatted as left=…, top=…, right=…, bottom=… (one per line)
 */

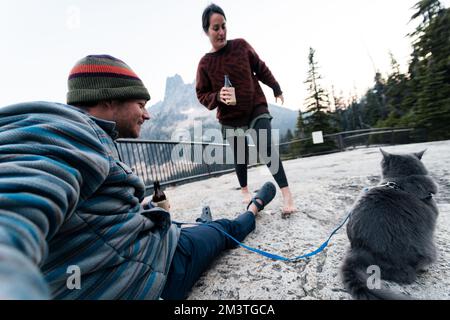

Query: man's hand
left=141, top=196, right=154, bottom=209
left=141, top=196, right=171, bottom=211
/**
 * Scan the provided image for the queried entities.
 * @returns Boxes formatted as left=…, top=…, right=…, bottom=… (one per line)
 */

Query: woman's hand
left=218, top=87, right=236, bottom=105
left=275, top=94, right=284, bottom=105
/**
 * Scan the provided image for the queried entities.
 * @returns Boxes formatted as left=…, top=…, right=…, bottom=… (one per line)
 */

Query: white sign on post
left=312, top=131, right=324, bottom=144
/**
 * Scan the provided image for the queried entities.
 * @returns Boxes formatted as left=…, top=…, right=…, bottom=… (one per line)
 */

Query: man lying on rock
left=0, top=54, right=277, bottom=300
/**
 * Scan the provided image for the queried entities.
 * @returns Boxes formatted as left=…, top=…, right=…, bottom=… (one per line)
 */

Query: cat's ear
left=415, top=149, right=427, bottom=160
left=380, top=148, right=390, bottom=159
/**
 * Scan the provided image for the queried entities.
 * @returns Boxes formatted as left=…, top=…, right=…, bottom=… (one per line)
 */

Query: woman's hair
left=202, top=3, right=226, bottom=33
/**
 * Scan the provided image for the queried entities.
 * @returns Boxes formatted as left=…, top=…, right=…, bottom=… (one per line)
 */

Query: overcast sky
left=1, top=0, right=448, bottom=111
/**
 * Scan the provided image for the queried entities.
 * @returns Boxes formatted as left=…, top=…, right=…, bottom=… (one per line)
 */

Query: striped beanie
left=67, top=55, right=150, bottom=105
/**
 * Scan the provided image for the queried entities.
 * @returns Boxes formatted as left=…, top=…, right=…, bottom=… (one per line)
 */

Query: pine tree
left=291, top=110, right=305, bottom=156
left=410, top=0, right=443, bottom=34
left=367, top=72, right=388, bottom=125
left=295, top=110, right=306, bottom=139
left=399, top=51, right=423, bottom=127
left=285, top=129, right=294, bottom=141
left=332, top=87, right=348, bottom=131
left=338, top=0, right=449, bottom=142
left=303, top=47, right=332, bottom=133
left=298, top=47, right=338, bottom=153
left=378, top=52, right=410, bottom=127
left=279, top=129, right=295, bottom=157
left=409, top=0, right=450, bottom=139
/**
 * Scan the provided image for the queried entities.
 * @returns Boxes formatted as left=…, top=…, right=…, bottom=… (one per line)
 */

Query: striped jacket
left=0, top=101, right=180, bottom=299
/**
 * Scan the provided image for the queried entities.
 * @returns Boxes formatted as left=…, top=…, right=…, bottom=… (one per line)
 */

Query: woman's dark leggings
left=226, top=118, right=289, bottom=189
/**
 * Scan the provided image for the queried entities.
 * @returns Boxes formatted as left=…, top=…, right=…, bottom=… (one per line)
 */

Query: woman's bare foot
left=241, top=186, right=252, bottom=204
left=281, top=187, right=296, bottom=218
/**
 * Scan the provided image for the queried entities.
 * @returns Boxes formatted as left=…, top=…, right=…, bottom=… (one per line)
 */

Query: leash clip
left=383, top=181, right=401, bottom=190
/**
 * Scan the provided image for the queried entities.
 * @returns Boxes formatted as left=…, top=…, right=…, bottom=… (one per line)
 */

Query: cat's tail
left=340, top=249, right=411, bottom=300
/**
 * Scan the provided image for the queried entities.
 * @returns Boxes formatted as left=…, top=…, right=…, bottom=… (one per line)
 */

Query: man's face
left=111, top=99, right=150, bottom=138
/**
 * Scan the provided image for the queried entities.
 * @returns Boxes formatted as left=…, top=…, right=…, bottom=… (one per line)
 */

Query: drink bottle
left=224, top=75, right=232, bottom=87
left=152, top=180, right=170, bottom=210
left=224, top=75, right=236, bottom=105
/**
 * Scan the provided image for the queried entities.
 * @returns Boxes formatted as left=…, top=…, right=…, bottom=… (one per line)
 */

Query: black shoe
left=246, top=182, right=276, bottom=211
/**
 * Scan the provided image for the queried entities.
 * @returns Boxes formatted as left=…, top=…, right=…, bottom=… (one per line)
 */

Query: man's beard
left=117, top=123, right=139, bottom=139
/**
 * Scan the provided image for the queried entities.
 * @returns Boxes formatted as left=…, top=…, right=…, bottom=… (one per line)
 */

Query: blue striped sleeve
left=0, top=102, right=110, bottom=299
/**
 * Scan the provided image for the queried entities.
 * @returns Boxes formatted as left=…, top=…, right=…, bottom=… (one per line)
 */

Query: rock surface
left=166, top=140, right=450, bottom=300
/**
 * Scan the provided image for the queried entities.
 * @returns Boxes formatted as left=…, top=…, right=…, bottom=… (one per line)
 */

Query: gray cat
left=341, top=149, right=439, bottom=299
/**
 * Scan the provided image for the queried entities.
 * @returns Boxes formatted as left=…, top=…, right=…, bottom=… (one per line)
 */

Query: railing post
left=338, top=133, right=344, bottom=151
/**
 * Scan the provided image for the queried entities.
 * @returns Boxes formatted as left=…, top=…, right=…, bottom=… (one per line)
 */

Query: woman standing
left=196, top=3, right=296, bottom=216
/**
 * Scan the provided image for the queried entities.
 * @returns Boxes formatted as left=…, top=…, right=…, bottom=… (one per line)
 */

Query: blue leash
left=173, top=210, right=352, bottom=262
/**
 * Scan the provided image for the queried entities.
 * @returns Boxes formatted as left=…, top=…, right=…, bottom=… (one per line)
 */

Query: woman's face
left=207, top=13, right=227, bottom=51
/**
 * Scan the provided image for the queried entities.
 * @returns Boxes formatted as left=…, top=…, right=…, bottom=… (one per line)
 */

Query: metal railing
left=117, top=127, right=422, bottom=193
left=278, top=127, right=420, bottom=158
left=116, top=139, right=238, bottom=193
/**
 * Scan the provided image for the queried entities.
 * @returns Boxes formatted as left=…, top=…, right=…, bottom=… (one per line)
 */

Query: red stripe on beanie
left=70, top=64, right=140, bottom=79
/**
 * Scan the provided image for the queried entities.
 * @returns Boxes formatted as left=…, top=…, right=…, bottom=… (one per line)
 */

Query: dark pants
left=160, top=212, right=255, bottom=300
left=227, top=118, right=289, bottom=189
